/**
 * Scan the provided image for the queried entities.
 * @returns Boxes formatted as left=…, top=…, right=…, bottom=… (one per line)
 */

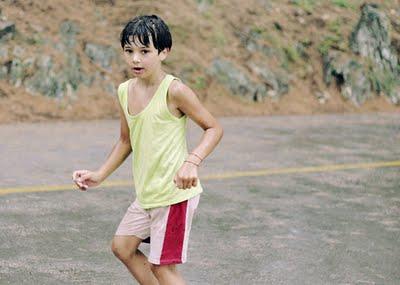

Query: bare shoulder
left=168, top=79, right=191, bottom=101
left=167, top=77, right=222, bottom=131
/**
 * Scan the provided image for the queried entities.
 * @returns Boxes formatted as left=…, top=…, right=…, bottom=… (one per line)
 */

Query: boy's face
left=123, top=35, right=169, bottom=78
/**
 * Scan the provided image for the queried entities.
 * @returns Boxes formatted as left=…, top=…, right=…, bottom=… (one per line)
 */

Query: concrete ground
left=0, top=112, right=399, bottom=284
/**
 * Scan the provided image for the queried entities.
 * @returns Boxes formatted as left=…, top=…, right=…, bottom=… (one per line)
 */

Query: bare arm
left=169, top=80, right=223, bottom=190
left=170, top=80, right=224, bottom=165
left=73, top=99, right=132, bottom=190
left=97, top=101, right=132, bottom=181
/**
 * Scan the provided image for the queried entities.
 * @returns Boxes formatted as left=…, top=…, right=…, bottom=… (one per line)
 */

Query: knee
left=150, top=263, right=176, bottom=277
left=110, top=238, right=132, bottom=262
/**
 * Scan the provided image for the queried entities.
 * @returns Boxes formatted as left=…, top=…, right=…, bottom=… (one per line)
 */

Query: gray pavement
left=0, top=112, right=399, bottom=284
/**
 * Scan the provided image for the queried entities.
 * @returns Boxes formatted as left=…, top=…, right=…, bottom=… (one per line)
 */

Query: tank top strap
left=158, top=74, right=180, bottom=94
left=153, top=74, right=180, bottom=103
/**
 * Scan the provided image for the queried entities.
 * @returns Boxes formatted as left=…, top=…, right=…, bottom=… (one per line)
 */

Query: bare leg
left=151, top=264, right=186, bottom=285
left=111, top=235, right=159, bottom=285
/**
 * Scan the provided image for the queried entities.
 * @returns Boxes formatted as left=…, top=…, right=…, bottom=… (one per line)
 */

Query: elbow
left=217, top=122, right=224, bottom=135
left=216, top=125, right=224, bottom=139
left=119, top=135, right=131, bottom=145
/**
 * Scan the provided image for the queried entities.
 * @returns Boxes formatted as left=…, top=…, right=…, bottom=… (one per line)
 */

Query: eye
left=141, top=50, right=149, bottom=54
left=124, top=49, right=132, bottom=54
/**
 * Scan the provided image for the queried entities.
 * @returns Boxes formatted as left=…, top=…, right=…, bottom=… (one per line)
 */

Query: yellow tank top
left=117, top=74, right=203, bottom=209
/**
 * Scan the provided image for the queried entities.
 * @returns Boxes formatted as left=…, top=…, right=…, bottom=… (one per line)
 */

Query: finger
left=73, top=171, right=81, bottom=180
left=188, top=178, right=195, bottom=189
left=78, top=182, right=87, bottom=190
left=76, top=181, right=84, bottom=189
left=180, top=178, right=186, bottom=189
left=81, top=173, right=90, bottom=181
left=177, top=179, right=183, bottom=189
left=77, top=170, right=89, bottom=178
left=74, top=171, right=84, bottom=181
left=183, top=179, right=190, bottom=189
left=192, top=178, right=197, bottom=187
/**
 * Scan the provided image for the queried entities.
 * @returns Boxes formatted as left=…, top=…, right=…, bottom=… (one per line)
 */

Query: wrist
left=96, top=170, right=107, bottom=182
left=184, top=160, right=200, bottom=167
left=187, top=152, right=203, bottom=165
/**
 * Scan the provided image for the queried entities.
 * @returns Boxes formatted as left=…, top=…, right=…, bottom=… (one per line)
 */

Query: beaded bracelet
left=189, top=152, right=203, bottom=162
left=184, top=160, right=200, bottom=166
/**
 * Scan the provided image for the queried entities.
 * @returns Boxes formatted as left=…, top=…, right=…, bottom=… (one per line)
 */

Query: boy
left=72, top=14, right=224, bottom=285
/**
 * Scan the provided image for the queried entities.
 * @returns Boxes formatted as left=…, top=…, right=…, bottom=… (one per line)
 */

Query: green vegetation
left=169, top=24, right=189, bottom=42
left=195, top=0, right=214, bottom=4
left=327, top=19, right=342, bottom=34
left=25, top=35, right=45, bottom=45
left=211, top=28, right=227, bottom=47
left=331, top=0, right=354, bottom=9
left=283, top=45, right=301, bottom=63
left=317, top=35, right=345, bottom=55
left=193, top=76, right=207, bottom=90
left=318, top=17, right=349, bottom=55
left=368, top=66, right=399, bottom=97
left=290, top=0, right=316, bottom=13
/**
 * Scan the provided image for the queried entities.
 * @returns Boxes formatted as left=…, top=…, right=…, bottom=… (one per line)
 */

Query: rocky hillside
left=0, top=0, right=399, bottom=124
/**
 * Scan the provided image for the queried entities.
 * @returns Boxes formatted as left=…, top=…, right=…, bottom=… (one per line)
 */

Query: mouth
left=132, top=67, right=144, bottom=71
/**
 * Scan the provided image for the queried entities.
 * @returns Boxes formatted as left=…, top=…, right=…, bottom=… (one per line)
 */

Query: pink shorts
left=114, top=194, right=200, bottom=265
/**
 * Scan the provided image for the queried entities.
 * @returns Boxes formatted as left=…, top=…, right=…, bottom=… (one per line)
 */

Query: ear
left=159, top=48, right=170, bottom=61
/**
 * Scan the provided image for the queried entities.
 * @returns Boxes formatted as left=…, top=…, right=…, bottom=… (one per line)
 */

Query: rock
left=348, top=3, right=400, bottom=104
left=323, top=51, right=373, bottom=106
left=237, top=27, right=283, bottom=62
left=93, top=0, right=115, bottom=5
left=196, top=0, right=213, bottom=13
left=257, top=0, right=272, bottom=11
left=349, top=3, right=398, bottom=73
left=24, top=55, right=62, bottom=97
left=0, top=21, right=15, bottom=40
left=315, top=90, right=330, bottom=104
left=84, top=42, right=115, bottom=70
left=249, top=64, right=289, bottom=97
left=0, top=46, right=8, bottom=61
left=59, top=20, right=80, bottom=49
left=12, top=46, right=24, bottom=57
left=208, top=58, right=266, bottom=102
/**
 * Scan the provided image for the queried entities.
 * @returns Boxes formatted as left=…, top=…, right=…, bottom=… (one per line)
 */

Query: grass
left=211, top=28, right=227, bottom=47
left=283, top=45, right=301, bottom=63
left=331, top=0, right=355, bottom=8
left=193, top=76, right=207, bottom=90
left=317, top=34, right=347, bottom=55
left=327, top=19, right=342, bottom=34
left=290, top=0, right=316, bottom=13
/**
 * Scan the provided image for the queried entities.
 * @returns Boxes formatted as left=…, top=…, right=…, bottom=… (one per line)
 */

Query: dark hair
left=120, top=15, right=172, bottom=54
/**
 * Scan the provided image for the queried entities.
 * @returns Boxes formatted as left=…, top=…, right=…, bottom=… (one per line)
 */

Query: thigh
left=147, top=194, right=201, bottom=265
left=114, top=199, right=151, bottom=240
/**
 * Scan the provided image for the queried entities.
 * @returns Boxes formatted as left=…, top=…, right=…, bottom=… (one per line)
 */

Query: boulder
left=208, top=58, right=265, bottom=102
left=349, top=3, right=398, bottom=73
left=84, top=42, right=115, bottom=70
left=323, top=51, right=373, bottom=106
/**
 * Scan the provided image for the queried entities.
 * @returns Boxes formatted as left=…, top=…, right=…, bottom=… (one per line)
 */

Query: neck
left=136, top=69, right=166, bottom=88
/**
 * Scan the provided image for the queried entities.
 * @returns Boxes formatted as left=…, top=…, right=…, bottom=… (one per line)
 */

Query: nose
left=132, top=53, right=141, bottom=63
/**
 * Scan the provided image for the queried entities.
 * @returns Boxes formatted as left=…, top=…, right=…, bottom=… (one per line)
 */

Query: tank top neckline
left=125, top=74, right=170, bottom=118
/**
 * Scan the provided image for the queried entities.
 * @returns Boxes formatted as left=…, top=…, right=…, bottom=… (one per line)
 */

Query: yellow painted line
left=0, top=160, right=399, bottom=196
